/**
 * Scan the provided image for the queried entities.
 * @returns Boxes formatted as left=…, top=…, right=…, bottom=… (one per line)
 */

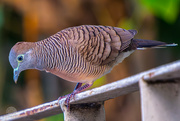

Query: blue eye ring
left=17, top=54, right=24, bottom=62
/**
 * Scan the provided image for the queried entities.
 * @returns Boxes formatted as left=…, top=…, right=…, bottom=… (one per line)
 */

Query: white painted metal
left=140, top=78, right=180, bottom=121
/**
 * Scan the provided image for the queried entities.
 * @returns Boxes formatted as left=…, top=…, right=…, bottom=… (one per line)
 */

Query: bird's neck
left=34, top=39, right=65, bottom=71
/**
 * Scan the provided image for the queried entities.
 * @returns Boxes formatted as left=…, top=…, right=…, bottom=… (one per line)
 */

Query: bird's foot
left=58, top=90, right=79, bottom=110
left=64, top=90, right=79, bottom=109
left=58, top=83, right=82, bottom=103
left=58, top=83, right=93, bottom=110
left=58, top=94, right=69, bottom=103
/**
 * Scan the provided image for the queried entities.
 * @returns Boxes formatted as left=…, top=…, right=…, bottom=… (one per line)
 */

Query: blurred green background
left=0, top=0, right=179, bottom=121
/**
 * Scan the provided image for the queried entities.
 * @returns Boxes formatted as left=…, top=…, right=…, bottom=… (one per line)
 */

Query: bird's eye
left=17, top=54, right=24, bottom=62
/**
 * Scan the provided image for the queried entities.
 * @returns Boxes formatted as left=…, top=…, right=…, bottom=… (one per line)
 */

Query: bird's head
left=9, top=42, right=36, bottom=84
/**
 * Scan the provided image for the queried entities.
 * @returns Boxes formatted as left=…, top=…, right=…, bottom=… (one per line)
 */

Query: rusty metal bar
left=0, top=60, right=180, bottom=121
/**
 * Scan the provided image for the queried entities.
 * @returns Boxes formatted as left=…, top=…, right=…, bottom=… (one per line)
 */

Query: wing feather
left=62, top=25, right=137, bottom=65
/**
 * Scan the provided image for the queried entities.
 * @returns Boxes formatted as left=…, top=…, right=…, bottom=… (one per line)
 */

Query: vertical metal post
left=60, top=102, right=105, bottom=121
left=139, top=78, right=180, bottom=121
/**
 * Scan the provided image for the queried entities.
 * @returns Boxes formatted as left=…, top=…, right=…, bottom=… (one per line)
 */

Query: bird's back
left=34, top=25, right=137, bottom=83
left=34, top=25, right=168, bottom=83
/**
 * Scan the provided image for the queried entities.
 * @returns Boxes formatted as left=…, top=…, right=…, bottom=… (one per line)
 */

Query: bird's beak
left=13, top=67, right=19, bottom=84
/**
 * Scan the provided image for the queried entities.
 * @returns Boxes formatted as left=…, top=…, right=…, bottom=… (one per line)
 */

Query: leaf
left=139, top=0, right=180, bottom=23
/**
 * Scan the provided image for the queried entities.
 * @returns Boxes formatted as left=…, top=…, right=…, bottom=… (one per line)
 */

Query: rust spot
left=19, top=112, right=25, bottom=116
left=148, top=72, right=155, bottom=78
left=26, top=111, right=31, bottom=115
left=39, top=107, right=44, bottom=111
left=11, top=101, right=60, bottom=118
left=34, top=108, right=38, bottom=112
left=44, top=105, right=50, bottom=109
left=54, top=102, right=59, bottom=106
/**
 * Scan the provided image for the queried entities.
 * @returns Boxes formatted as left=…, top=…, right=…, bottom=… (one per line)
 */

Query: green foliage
left=45, top=113, right=64, bottom=121
left=0, top=5, right=3, bottom=26
left=139, top=0, right=180, bottom=23
left=118, top=18, right=135, bottom=30
left=0, top=5, right=4, bottom=41
left=91, top=76, right=106, bottom=88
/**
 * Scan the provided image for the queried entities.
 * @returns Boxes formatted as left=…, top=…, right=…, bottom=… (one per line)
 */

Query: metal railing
left=0, top=60, right=180, bottom=121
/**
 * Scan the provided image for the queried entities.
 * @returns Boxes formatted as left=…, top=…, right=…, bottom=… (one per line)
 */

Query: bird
left=9, top=25, right=177, bottom=109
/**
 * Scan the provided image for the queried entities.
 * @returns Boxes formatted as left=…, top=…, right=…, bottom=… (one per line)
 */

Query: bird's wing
left=63, top=25, right=137, bottom=65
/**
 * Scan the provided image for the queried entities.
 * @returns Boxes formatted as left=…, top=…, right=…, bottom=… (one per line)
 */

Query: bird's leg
left=58, top=83, right=83, bottom=102
left=65, top=83, right=93, bottom=109
left=58, top=94, right=68, bottom=102
left=74, top=82, right=83, bottom=90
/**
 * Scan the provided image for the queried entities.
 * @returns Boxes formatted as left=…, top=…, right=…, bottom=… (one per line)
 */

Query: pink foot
left=58, top=83, right=93, bottom=110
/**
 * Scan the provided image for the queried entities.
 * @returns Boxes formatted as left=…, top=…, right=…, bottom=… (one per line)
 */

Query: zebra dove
left=9, top=25, right=176, bottom=108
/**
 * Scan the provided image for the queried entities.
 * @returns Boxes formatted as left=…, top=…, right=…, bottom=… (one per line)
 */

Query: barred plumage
left=9, top=25, right=176, bottom=108
left=29, top=25, right=134, bottom=83
left=9, top=25, right=174, bottom=83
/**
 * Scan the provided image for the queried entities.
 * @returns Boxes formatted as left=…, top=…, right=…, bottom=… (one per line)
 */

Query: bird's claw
left=58, top=94, right=68, bottom=103
left=64, top=90, right=78, bottom=109
left=58, top=90, right=78, bottom=110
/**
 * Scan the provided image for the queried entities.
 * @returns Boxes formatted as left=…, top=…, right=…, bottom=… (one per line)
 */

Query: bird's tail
left=132, top=39, right=178, bottom=50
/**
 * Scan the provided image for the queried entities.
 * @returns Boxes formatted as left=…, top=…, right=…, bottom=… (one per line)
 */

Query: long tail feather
left=132, top=39, right=178, bottom=49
